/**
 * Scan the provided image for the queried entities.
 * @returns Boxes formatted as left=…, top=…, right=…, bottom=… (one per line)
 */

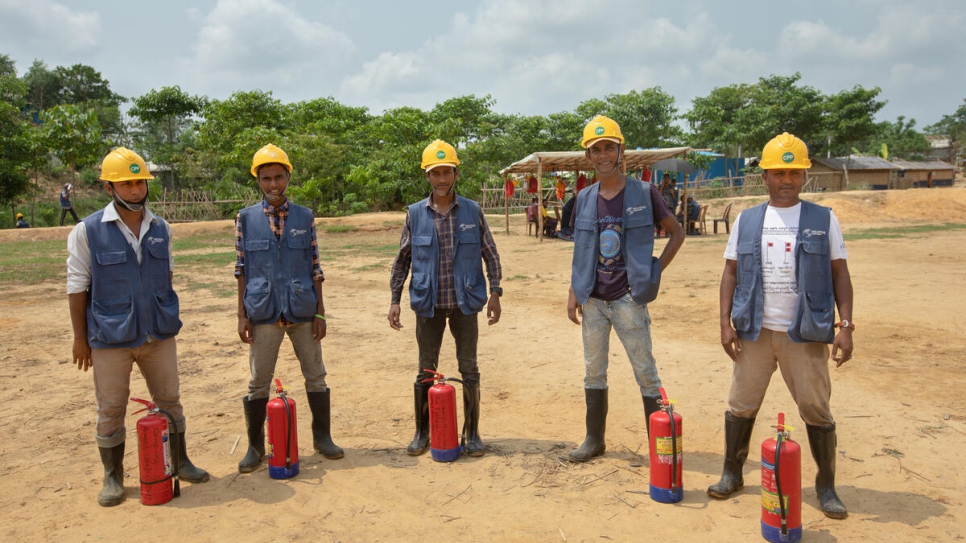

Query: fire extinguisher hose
left=157, top=407, right=181, bottom=498
left=281, top=393, right=293, bottom=470
left=669, top=408, right=678, bottom=490
left=775, top=432, right=787, bottom=536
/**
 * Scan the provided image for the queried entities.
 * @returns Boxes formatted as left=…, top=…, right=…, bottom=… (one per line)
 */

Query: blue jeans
left=581, top=293, right=662, bottom=396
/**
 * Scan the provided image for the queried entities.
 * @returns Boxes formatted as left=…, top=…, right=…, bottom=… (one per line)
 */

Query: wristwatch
left=835, top=320, right=855, bottom=331
left=490, top=287, right=503, bottom=297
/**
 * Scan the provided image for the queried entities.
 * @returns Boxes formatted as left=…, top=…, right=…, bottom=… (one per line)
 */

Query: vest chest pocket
left=800, top=240, right=829, bottom=277
left=245, top=239, right=271, bottom=252
left=736, top=241, right=756, bottom=275
left=286, top=234, right=311, bottom=250
left=413, top=235, right=433, bottom=261
left=574, top=218, right=596, bottom=248
left=95, top=251, right=127, bottom=267
left=623, top=213, right=653, bottom=248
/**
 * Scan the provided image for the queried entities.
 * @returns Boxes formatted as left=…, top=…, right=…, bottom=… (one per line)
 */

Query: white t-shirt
left=724, top=203, right=847, bottom=331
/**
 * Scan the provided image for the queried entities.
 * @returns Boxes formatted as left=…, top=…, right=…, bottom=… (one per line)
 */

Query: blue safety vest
left=571, top=177, right=662, bottom=305
left=407, top=196, right=487, bottom=318
left=238, top=202, right=317, bottom=325
left=84, top=210, right=181, bottom=349
left=731, top=201, right=836, bottom=343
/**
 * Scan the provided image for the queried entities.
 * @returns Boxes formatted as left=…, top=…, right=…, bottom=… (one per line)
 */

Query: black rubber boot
left=807, top=423, right=848, bottom=519
left=238, top=397, right=268, bottom=473
left=707, top=411, right=756, bottom=499
left=642, top=395, right=663, bottom=438
left=462, top=381, right=484, bottom=457
left=170, top=431, right=210, bottom=483
left=406, top=382, right=431, bottom=456
left=97, top=443, right=126, bottom=507
left=569, top=388, right=608, bottom=463
left=307, top=389, right=345, bottom=459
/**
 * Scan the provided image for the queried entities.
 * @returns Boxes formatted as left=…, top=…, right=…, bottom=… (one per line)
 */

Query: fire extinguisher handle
left=130, top=397, right=155, bottom=414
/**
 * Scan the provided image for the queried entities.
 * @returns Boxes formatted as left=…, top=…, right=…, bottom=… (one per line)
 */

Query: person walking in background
left=60, top=183, right=80, bottom=226
left=388, top=139, right=503, bottom=458
left=708, top=133, right=853, bottom=520
left=66, top=147, right=209, bottom=507
left=567, top=115, right=684, bottom=462
left=234, top=144, right=344, bottom=473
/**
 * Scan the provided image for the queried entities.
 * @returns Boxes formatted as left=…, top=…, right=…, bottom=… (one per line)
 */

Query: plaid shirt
left=234, top=200, right=324, bottom=282
left=390, top=194, right=502, bottom=307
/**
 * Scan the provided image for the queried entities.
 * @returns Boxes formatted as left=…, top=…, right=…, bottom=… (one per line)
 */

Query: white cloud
left=0, top=0, right=99, bottom=52
left=183, top=0, right=355, bottom=95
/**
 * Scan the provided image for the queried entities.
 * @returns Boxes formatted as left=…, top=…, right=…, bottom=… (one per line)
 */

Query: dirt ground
left=1, top=188, right=965, bottom=543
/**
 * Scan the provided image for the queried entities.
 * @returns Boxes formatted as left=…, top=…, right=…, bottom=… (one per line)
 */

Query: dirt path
left=1, top=189, right=965, bottom=542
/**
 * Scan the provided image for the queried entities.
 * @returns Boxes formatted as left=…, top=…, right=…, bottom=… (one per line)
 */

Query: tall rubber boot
left=170, top=431, right=210, bottom=483
left=569, top=388, right=608, bottom=463
left=97, top=443, right=126, bottom=507
left=807, top=423, right=848, bottom=519
left=642, top=395, right=662, bottom=437
left=462, top=381, right=484, bottom=457
left=406, top=382, right=430, bottom=456
left=238, top=397, right=268, bottom=473
left=307, top=389, right=345, bottom=459
left=707, top=411, right=756, bottom=499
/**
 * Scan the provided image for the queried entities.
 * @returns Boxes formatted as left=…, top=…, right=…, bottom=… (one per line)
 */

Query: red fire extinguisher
left=267, top=379, right=299, bottom=479
left=130, top=397, right=179, bottom=505
left=761, top=413, right=802, bottom=543
left=648, top=387, right=683, bottom=503
left=422, top=370, right=464, bottom=462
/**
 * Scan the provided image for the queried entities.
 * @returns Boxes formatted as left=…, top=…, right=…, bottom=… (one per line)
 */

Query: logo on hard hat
left=130, top=164, right=141, bottom=174
left=782, top=152, right=794, bottom=163
left=595, top=126, right=605, bottom=136
left=436, top=150, right=446, bottom=159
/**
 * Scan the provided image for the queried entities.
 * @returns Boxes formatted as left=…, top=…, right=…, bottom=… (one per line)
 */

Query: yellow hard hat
left=99, top=147, right=154, bottom=183
left=581, top=115, right=624, bottom=148
left=421, top=139, right=460, bottom=171
left=251, top=144, right=293, bottom=177
left=760, top=133, right=811, bottom=170
left=16, top=213, right=23, bottom=220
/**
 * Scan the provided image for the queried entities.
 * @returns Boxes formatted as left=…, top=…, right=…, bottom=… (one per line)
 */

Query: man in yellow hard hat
left=709, top=133, right=853, bottom=521
left=388, top=139, right=503, bottom=459
left=234, top=144, right=343, bottom=473
left=567, top=115, right=685, bottom=463
left=15, top=212, right=30, bottom=228
left=66, top=147, right=209, bottom=506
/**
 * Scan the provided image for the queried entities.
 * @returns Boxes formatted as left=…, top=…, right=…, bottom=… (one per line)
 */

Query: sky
left=1, top=0, right=964, bottom=128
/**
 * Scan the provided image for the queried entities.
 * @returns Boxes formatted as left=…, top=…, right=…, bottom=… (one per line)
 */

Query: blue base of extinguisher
left=269, top=461, right=299, bottom=480
left=761, top=521, right=802, bottom=543
left=649, top=484, right=683, bottom=503
left=430, top=446, right=462, bottom=463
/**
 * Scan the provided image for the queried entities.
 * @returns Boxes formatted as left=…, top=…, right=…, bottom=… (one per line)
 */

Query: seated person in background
left=526, top=197, right=539, bottom=235
left=659, top=174, right=679, bottom=214
left=558, top=192, right=576, bottom=240
left=541, top=200, right=558, bottom=237
left=16, top=213, right=30, bottom=228
left=677, top=195, right=701, bottom=234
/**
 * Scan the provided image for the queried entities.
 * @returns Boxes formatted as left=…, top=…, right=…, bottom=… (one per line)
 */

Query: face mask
left=111, top=186, right=149, bottom=212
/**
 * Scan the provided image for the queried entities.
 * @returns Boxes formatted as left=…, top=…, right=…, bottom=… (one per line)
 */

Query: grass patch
left=184, top=280, right=235, bottom=298
left=173, top=233, right=234, bottom=251
left=504, top=275, right=529, bottom=281
left=176, top=251, right=237, bottom=267
left=0, top=240, right=68, bottom=285
left=352, top=263, right=385, bottom=272
left=324, top=225, right=358, bottom=233
left=844, top=223, right=966, bottom=241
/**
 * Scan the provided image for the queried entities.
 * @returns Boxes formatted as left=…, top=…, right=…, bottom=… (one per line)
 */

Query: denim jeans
left=415, top=308, right=480, bottom=385
left=581, top=293, right=662, bottom=396
left=247, top=321, right=327, bottom=399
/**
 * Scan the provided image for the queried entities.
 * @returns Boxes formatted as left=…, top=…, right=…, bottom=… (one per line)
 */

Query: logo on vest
left=802, top=228, right=827, bottom=238
left=626, top=205, right=647, bottom=215
left=289, top=228, right=307, bottom=236
left=147, top=236, right=164, bottom=245
left=459, top=223, right=477, bottom=232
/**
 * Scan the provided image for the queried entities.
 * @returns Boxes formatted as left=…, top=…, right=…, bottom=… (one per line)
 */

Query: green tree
left=685, top=83, right=757, bottom=157
left=927, top=98, right=966, bottom=144
left=868, top=116, right=930, bottom=159
left=23, top=59, right=62, bottom=112
left=599, top=88, right=683, bottom=148
left=196, top=90, right=287, bottom=175
left=41, top=104, right=105, bottom=183
left=822, top=85, right=886, bottom=157
left=129, top=86, right=207, bottom=187
left=0, top=56, right=34, bottom=214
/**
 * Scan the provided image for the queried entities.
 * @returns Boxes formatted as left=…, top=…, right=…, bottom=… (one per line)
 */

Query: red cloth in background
left=504, top=178, right=515, bottom=198
left=576, top=173, right=588, bottom=193
left=526, top=174, right=538, bottom=193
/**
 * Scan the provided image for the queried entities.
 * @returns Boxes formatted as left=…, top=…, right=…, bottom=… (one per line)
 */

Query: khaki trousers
left=728, top=328, right=834, bottom=426
left=92, top=337, right=184, bottom=447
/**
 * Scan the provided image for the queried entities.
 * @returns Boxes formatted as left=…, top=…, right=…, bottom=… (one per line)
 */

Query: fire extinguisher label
left=162, top=429, right=173, bottom=476
left=761, top=488, right=790, bottom=515
left=653, top=436, right=683, bottom=458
